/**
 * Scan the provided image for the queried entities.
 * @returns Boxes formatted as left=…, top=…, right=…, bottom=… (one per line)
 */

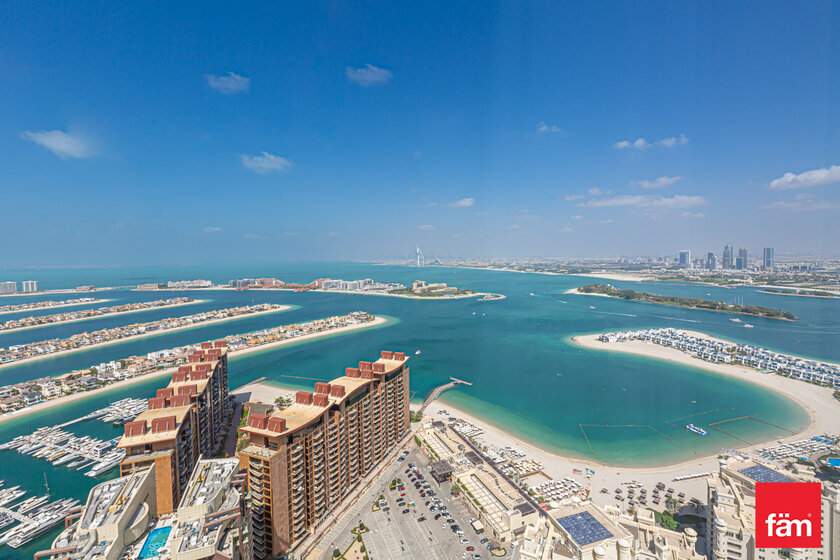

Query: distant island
left=760, top=287, right=838, bottom=299
left=574, top=283, right=797, bottom=321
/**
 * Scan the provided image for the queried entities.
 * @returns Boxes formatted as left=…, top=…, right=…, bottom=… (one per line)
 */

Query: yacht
left=744, top=324, right=754, bottom=328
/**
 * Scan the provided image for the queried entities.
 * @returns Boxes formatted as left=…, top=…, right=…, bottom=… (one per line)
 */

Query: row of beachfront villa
left=597, top=328, right=840, bottom=387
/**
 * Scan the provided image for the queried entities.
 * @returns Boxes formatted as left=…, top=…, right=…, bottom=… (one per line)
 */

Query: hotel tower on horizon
left=239, top=350, right=411, bottom=557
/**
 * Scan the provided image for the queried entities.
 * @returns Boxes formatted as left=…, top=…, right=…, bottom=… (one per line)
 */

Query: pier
left=419, top=377, right=472, bottom=414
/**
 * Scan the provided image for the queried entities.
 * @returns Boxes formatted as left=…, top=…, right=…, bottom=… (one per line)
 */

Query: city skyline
left=3, top=2, right=839, bottom=267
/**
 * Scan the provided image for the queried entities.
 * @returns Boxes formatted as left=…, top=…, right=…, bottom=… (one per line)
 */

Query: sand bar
left=0, top=305, right=293, bottom=369
left=0, top=315, right=387, bottom=426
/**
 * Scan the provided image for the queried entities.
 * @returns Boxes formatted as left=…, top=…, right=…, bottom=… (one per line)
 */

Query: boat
left=589, top=306, right=596, bottom=310
left=744, top=324, right=754, bottom=328
left=16, top=496, right=49, bottom=515
left=415, top=350, right=421, bottom=355
left=729, top=318, right=741, bottom=323
left=685, top=424, right=708, bottom=436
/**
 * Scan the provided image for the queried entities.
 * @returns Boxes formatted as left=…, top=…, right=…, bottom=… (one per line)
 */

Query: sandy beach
left=0, top=315, right=388, bottom=426
left=574, top=272, right=654, bottom=282
left=408, top=332, right=840, bottom=510
left=0, top=305, right=293, bottom=370
left=0, top=299, right=207, bottom=335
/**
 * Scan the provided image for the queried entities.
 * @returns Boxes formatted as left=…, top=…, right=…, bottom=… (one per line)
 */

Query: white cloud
left=578, top=194, right=707, bottom=216
left=561, top=226, right=574, bottom=232
left=565, top=194, right=585, bottom=201
left=537, top=122, right=563, bottom=133
left=240, top=152, right=292, bottom=174
left=474, top=210, right=489, bottom=216
left=679, top=211, right=705, bottom=219
left=447, top=197, right=475, bottom=208
left=657, top=134, right=689, bottom=148
left=600, top=219, right=614, bottom=224
left=20, top=130, right=92, bottom=159
left=761, top=193, right=839, bottom=211
left=508, top=224, right=520, bottom=229
left=205, top=72, right=251, bottom=94
left=571, top=215, right=583, bottom=220
left=345, top=64, right=393, bottom=86
left=203, top=226, right=222, bottom=233
left=587, top=188, right=602, bottom=196
left=613, top=134, right=688, bottom=150
left=769, top=165, right=840, bottom=190
left=418, top=224, right=436, bottom=231
left=630, top=175, right=683, bottom=189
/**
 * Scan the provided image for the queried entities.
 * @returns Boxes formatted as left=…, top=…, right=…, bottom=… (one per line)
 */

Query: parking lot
left=317, top=445, right=501, bottom=560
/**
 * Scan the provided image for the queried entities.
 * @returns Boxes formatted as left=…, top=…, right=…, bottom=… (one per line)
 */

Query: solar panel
left=738, top=465, right=793, bottom=483
left=556, top=511, right=613, bottom=546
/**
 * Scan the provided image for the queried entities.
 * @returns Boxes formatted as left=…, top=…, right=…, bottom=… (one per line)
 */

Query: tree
left=451, top=483, right=461, bottom=496
left=333, top=549, right=341, bottom=558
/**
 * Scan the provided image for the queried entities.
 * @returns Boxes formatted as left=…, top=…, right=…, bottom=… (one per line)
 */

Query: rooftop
left=737, top=464, right=794, bottom=483
left=556, top=511, right=614, bottom=547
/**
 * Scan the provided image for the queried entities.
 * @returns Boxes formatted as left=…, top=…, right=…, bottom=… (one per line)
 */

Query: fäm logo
left=756, top=482, right=821, bottom=549
left=764, top=513, right=812, bottom=538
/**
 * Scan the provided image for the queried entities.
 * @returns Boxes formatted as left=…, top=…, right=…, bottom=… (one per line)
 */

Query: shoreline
left=566, top=287, right=796, bottom=322
left=153, top=285, right=487, bottom=301
left=0, top=299, right=206, bottom=335
left=0, top=299, right=113, bottom=316
left=571, top=333, right=840, bottom=448
left=0, top=316, right=388, bottom=426
left=0, top=305, right=293, bottom=370
left=758, top=289, right=840, bottom=300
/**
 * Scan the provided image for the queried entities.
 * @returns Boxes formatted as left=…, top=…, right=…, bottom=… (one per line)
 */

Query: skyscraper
left=416, top=245, right=425, bottom=267
left=722, top=244, right=733, bottom=269
left=0, top=281, right=17, bottom=294
left=706, top=252, right=717, bottom=271
left=678, top=250, right=691, bottom=268
left=239, top=351, right=410, bottom=557
left=736, top=247, right=748, bottom=270
left=21, top=280, right=39, bottom=293
left=118, top=340, right=229, bottom=513
left=763, top=247, right=774, bottom=270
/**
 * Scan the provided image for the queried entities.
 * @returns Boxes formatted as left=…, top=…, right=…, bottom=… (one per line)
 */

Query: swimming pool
left=828, top=458, right=840, bottom=468
left=137, top=526, right=172, bottom=560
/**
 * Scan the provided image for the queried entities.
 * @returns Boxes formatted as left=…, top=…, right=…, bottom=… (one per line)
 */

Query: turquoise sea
left=0, top=262, right=837, bottom=558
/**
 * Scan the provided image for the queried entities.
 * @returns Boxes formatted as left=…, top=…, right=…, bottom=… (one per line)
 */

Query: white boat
left=415, top=350, right=421, bottom=355
left=685, top=424, right=708, bottom=436
left=729, top=318, right=741, bottom=323
left=589, top=306, right=596, bottom=310
left=744, top=324, right=754, bottom=328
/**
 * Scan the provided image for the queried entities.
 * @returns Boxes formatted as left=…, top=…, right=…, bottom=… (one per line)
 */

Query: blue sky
left=2, top=1, right=838, bottom=266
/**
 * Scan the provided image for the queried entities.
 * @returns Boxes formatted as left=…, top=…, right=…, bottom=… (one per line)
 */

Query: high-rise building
left=722, top=244, right=734, bottom=269
left=239, top=351, right=410, bottom=557
left=170, top=341, right=230, bottom=456
left=416, top=245, right=425, bottom=267
left=706, top=252, right=717, bottom=271
left=763, top=247, right=775, bottom=270
left=0, top=281, right=17, bottom=294
left=21, top=280, right=39, bottom=293
left=678, top=250, right=691, bottom=268
left=706, top=459, right=840, bottom=560
left=118, top=340, right=229, bottom=513
left=118, top=400, right=199, bottom=514
left=736, top=247, right=748, bottom=270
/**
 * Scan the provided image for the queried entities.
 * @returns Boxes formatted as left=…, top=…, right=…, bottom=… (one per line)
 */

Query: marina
left=0, top=425, right=125, bottom=478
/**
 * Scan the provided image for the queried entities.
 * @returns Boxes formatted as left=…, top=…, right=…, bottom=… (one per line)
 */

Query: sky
left=2, top=1, right=839, bottom=267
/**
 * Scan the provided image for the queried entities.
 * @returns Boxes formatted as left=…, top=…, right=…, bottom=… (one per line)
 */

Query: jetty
left=419, top=376, right=472, bottom=413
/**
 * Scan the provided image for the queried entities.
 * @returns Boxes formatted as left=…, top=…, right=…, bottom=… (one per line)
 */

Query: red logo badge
left=755, top=482, right=821, bottom=549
